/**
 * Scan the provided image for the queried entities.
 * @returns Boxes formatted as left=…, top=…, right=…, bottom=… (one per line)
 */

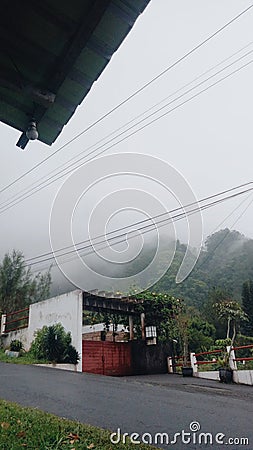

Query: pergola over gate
left=82, top=291, right=146, bottom=340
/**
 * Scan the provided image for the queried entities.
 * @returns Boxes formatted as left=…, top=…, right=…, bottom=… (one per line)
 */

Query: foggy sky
left=0, top=0, right=253, bottom=287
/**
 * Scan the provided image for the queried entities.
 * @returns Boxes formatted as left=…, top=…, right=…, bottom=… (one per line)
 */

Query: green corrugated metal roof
left=0, top=0, right=151, bottom=148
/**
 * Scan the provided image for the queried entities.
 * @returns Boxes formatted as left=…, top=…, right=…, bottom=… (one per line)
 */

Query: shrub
left=30, top=323, right=79, bottom=364
left=63, top=344, right=80, bottom=364
left=10, top=340, right=23, bottom=352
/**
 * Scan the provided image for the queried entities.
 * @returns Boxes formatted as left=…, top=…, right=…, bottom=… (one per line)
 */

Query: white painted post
left=167, top=356, right=174, bottom=373
left=190, top=352, right=198, bottom=375
left=1, top=314, right=6, bottom=335
left=227, top=347, right=237, bottom=370
left=228, top=345, right=238, bottom=383
left=228, top=346, right=237, bottom=370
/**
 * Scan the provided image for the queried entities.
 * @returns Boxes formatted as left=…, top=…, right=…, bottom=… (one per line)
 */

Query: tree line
left=0, top=250, right=51, bottom=314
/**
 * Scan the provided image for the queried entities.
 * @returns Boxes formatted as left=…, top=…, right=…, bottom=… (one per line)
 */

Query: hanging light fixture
left=26, top=118, right=39, bottom=141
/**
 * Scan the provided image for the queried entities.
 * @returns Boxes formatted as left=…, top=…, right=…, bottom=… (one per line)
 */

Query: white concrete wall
left=34, top=363, right=78, bottom=372
left=194, top=371, right=220, bottom=381
left=197, top=370, right=253, bottom=385
left=191, top=350, right=253, bottom=385
left=1, top=327, right=29, bottom=351
left=233, top=370, right=253, bottom=385
left=28, top=290, right=83, bottom=371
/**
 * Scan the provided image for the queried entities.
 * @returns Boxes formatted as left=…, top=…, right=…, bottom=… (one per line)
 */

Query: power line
left=2, top=41, right=253, bottom=213
left=31, top=192, right=253, bottom=273
left=1, top=53, right=253, bottom=215
left=1, top=3, right=253, bottom=196
left=25, top=181, right=252, bottom=262
left=32, top=187, right=253, bottom=273
left=209, top=192, right=253, bottom=233
left=31, top=191, right=253, bottom=274
left=25, top=183, right=253, bottom=268
left=78, top=193, right=253, bottom=257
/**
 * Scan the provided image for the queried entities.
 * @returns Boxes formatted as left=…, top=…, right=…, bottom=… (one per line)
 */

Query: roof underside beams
left=0, top=0, right=151, bottom=147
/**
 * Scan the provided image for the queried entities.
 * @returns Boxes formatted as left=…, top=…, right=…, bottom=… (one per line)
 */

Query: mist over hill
left=118, top=228, right=253, bottom=307
left=49, top=228, right=253, bottom=308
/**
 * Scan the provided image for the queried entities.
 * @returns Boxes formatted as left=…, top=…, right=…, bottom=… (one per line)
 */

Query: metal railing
left=232, top=344, right=253, bottom=365
left=193, top=348, right=223, bottom=367
left=3, top=307, right=29, bottom=333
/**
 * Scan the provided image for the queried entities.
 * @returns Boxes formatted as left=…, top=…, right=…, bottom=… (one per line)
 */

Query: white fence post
left=190, top=352, right=198, bottom=374
left=228, top=345, right=239, bottom=383
left=167, top=356, right=174, bottom=373
left=227, top=345, right=237, bottom=370
left=0, top=314, right=6, bottom=335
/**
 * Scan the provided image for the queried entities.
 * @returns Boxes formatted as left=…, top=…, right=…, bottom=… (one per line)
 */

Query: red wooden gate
left=82, top=340, right=132, bottom=376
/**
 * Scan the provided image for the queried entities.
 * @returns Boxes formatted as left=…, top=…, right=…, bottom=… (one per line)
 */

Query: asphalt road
left=0, top=363, right=253, bottom=449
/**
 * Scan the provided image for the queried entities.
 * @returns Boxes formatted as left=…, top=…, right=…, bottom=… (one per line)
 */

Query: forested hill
left=132, top=229, right=253, bottom=308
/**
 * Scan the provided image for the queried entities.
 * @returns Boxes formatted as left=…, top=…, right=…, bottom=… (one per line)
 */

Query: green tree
left=201, top=287, right=231, bottom=339
left=188, top=317, right=215, bottom=353
left=213, top=299, right=248, bottom=347
left=0, top=250, right=51, bottom=313
left=132, top=291, right=183, bottom=342
left=241, top=280, right=253, bottom=336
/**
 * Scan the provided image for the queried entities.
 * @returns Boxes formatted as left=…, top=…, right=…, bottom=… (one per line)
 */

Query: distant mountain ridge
left=50, top=228, right=253, bottom=308
left=120, top=229, right=253, bottom=307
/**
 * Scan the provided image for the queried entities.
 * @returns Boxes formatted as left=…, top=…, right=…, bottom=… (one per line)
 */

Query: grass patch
left=0, top=400, right=155, bottom=450
left=0, top=349, right=48, bottom=365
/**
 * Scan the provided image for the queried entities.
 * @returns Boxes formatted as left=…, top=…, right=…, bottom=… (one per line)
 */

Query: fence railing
left=2, top=307, right=29, bottom=333
left=232, top=344, right=253, bottom=367
left=168, top=344, right=253, bottom=385
left=167, top=355, right=183, bottom=373
left=193, top=348, right=223, bottom=368
left=191, top=344, right=253, bottom=372
left=167, top=355, right=191, bottom=373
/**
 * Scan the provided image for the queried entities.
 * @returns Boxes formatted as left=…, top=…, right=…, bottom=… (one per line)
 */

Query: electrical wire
left=31, top=189, right=253, bottom=273
left=25, top=184, right=253, bottom=268
left=34, top=187, right=253, bottom=274
left=1, top=3, right=253, bottom=196
left=25, top=181, right=253, bottom=263
left=1, top=53, right=253, bottom=215
left=2, top=41, right=253, bottom=213
left=197, top=192, right=253, bottom=269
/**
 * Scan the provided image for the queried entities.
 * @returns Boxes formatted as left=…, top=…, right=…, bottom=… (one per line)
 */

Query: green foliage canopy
left=241, top=279, right=253, bottom=336
left=0, top=250, right=51, bottom=313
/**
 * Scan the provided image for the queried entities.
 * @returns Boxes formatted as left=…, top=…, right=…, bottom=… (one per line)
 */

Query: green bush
left=63, top=343, right=80, bottom=364
left=30, top=323, right=79, bottom=364
left=10, top=340, right=23, bottom=352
